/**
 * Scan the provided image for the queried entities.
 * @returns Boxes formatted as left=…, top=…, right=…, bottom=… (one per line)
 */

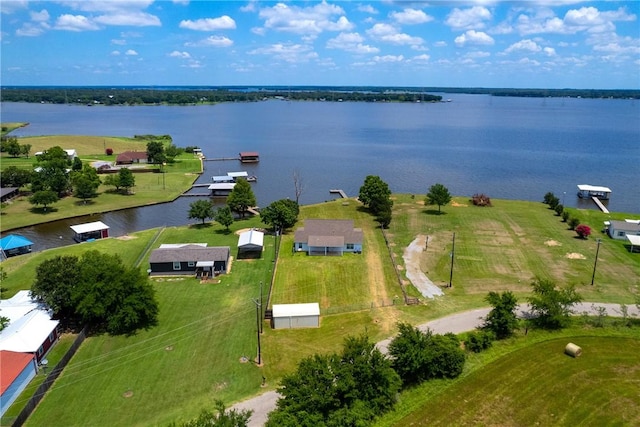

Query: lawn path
left=235, top=302, right=639, bottom=426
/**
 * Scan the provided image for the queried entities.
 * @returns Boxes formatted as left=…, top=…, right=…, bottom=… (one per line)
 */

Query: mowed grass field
left=384, top=334, right=640, bottom=426
left=1, top=196, right=638, bottom=426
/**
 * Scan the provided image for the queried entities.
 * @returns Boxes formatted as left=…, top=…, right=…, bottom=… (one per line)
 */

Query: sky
left=1, top=1, right=639, bottom=89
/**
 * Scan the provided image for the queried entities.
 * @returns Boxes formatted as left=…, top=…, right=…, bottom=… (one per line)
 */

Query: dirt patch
left=235, top=227, right=267, bottom=235
left=545, top=240, right=561, bottom=246
left=117, top=235, right=137, bottom=240
left=123, top=390, right=134, bottom=398
left=451, top=201, right=468, bottom=207
left=566, top=252, right=586, bottom=259
left=165, top=345, right=174, bottom=351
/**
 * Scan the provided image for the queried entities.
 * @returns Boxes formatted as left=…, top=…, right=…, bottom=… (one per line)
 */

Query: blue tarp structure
left=0, top=235, right=34, bottom=254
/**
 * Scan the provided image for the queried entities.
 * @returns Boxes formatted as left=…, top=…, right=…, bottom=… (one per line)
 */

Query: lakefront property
left=293, top=219, right=363, bottom=256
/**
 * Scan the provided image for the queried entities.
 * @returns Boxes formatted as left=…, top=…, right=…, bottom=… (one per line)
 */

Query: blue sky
left=1, top=1, right=639, bottom=88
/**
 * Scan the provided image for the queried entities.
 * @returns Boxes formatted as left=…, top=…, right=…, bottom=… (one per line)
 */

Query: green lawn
left=377, top=331, right=640, bottom=426
left=2, top=196, right=639, bottom=426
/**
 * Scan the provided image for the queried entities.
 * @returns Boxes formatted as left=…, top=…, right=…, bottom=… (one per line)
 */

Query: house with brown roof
left=116, top=151, right=148, bottom=165
left=148, top=244, right=230, bottom=277
left=294, top=219, right=363, bottom=256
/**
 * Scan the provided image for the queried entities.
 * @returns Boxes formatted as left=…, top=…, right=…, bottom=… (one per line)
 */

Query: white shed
left=238, top=230, right=264, bottom=253
left=272, top=303, right=320, bottom=329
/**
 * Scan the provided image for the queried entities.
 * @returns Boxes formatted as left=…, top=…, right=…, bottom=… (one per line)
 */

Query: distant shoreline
left=1, top=86, right=638, bottom=106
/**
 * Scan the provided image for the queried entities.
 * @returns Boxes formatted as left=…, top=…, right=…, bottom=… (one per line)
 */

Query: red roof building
left=116, top=151, right=148, bottom=165
left=0, top=350, right=38, bottom=416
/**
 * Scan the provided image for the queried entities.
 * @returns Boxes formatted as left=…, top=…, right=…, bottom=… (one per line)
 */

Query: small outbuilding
left=238, top=229, right=264, bottom=255
left=271, top=303, right=320, bottom=329
left=239, top=151, right=259, bottom=163
left=70, top=221, right=110, bottom=242
left=0, top=235, right=34, bottom=257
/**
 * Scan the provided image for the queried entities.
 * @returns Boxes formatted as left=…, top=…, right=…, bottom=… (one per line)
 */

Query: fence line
left=380, top=228, right=415, bottom=304
left=12, top=325, right=89, bottom=427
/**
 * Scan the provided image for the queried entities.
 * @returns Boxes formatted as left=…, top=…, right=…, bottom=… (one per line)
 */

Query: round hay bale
left=565, top=342, right=582, bottom=358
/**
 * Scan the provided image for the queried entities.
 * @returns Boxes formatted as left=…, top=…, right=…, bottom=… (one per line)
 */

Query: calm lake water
left=2, top=94, right=639, bottom=250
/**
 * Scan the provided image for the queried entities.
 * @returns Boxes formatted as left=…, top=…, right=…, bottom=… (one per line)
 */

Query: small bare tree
left=293, top=168, right=304, bottom=204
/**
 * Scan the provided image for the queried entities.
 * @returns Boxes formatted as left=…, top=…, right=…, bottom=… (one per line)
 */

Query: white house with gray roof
left=294, top=219, right=363, bottom=256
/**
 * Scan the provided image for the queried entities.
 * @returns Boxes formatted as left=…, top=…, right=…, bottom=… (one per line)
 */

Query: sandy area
left=402, top=235, right=444, bottom=299
left=566, top=252, right=586, bottom=259
left=545, top=240, right=561, bottom=246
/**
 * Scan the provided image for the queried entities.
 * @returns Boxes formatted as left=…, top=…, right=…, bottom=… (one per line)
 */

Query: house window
left=346, top=243, right=354, bottom=250
left=187, top=261, right=195, bottom=267
left=173, top=262, right=181, bottom=270
left=618, top=231, right=625, bottom=237
left=38, top=346, right=44, bottom=357
left=49, top=331, right=56, bottom=342
left=298, top=243, right=303, bottom=250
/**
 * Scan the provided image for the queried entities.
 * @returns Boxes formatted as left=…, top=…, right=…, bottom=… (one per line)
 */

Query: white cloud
left=390, top=8, right=433, bottom=25
left=543, top=47, right=556, bottom=56
left=179, top=16, right=236, bottom=31
left=433, top=41, right=447, bottom=47
left=248, top=43, right=318, bottom=63
left=411, top=54, right=430, bottom=62
left=185, top=35, right=233, bottom=48
left=111, top=50, right=121, bottom=56
left=357, top=5, right=378, bottom=15
left=454, top=30, right=494, bottom=47
left=516, top=5, right=636, bottom=36
left=257, top=2, right=353, bottom=35
left=169, top=50, right=191, bottom=59
left=326, top=32, right=379, bottom=54
left=1, top=1, right=28, bottom=15
left=505, top=39, right=542, bottom=53
left=30, top=9, right=49, bottom=22
left=125, top=49, right=138, bottom=56
left=54, top=14, right=100, bottom=31
left=366, top=23, right=423, bottom=46
left=446, top=6, right=492, bottom=31
left=93, top=12, right=160, bottom=27
left=16, top=23, right=46, bottom=37
left=111, top=39, right=126, bottom=45
left=373, top=55, right=404, bottom=63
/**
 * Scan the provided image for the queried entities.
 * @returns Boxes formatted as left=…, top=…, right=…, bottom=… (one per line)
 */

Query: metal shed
left=271, top=303, right=320, bottom=329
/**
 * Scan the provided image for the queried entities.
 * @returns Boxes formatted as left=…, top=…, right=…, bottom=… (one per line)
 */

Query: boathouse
left=271, top=303, right=320, bottom=329
left=0, top=235, right=34, bottom=257
left=70, top=221, right=110, bottom=242
left=0, top=187, right=20, bottom=202
left=294, top=219, right=363, bottom=256
left=239, top=152, right=259, bottom=163
left=577, top=184, right=611, bottom=200
left=208, top=183, right=236, bottom=196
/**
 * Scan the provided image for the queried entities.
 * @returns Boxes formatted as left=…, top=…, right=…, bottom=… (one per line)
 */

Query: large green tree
left=388, top=322, right=465, bottom=386
left=215, top=206, right=234, bottom=231
left=227, top=178, right=256, bottom=218
left=31, top=251, right=159, bottom=334
left=71, top=164, right=101, bottom=203
left=358, top=175, right=391, bottom=209
left=188, top=199, right=214, bottom=224
left=267, top=334, right=400, bottom=426
left=175, top=400, right=252, bottom=427
left=527, top=278, right=582, bottom=329
left=425, top=183, right=452, bottom=213
left=146, top=140, right=166, bottom=165
left=117, top=167, right=135, bottom=193
left=29, top=190, right=59, bottom=211
left=1, top=166, right=32, bottom=188
left=483, top=291, right=519, bottom=339
left=260, top=199, right=299, bottom=232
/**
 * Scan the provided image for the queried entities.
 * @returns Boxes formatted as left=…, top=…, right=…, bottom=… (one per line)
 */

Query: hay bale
left=565, top=342, right=582, bottom=358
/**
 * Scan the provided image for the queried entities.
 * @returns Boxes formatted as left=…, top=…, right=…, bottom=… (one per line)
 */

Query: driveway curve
left=234, top=302, right=639, bottom=427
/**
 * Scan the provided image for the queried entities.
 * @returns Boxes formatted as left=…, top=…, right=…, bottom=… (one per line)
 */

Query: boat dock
left=591, top=197, right=610, bottom=214
left=203, top=157, right=240, bottom=162
left=330, top=189, right=348, bottom=198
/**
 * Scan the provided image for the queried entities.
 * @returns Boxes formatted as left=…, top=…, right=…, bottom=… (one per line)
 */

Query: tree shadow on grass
left=189, top=222, right=213, bottom=230
left=423, top=209, right=447, bottom=216
left=29, top=206, right=59, bottom=214
left=74, top=200, right=97, bottom=207
left=214, top=229, right=233, bottom=235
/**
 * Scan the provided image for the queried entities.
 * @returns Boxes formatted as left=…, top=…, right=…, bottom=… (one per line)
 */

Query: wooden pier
left=330, top=189, right=348, bottom=198
left=203, top=157, right=240, bottom=162
left=591, top=196, right=610, bottom=214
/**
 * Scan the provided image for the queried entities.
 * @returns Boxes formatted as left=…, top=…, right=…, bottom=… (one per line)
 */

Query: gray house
left=607, top=220, right=640, bottom=241
left=294, top=219, right=363, bottom=255
left=149, top=244, right=230, bottom=277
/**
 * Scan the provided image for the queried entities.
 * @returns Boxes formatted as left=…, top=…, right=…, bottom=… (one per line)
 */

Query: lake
left=2, top=94, right=639, bottom=250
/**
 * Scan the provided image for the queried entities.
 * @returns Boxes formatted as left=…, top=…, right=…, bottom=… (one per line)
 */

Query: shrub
left=105, top=147, right=113, bottom=155
left=543, top=192, right=556, bottom=204
left=464, top=331, right=494, bottom=353
left=575, top=224, right=592, bottom=239
left=554, top=204, right=564, bottom=216
left=561, top=211, right=570, bottom=222
left=568, top=217, right=580, bottom=230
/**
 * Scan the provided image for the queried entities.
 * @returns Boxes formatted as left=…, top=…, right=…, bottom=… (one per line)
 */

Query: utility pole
left=591, top=238, right=601, bottom=286
left=259, top=281, right=263, bottom=334
left=252, top=298, right=262, bottom=365
left=449, top=232, right=455, bottom=288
